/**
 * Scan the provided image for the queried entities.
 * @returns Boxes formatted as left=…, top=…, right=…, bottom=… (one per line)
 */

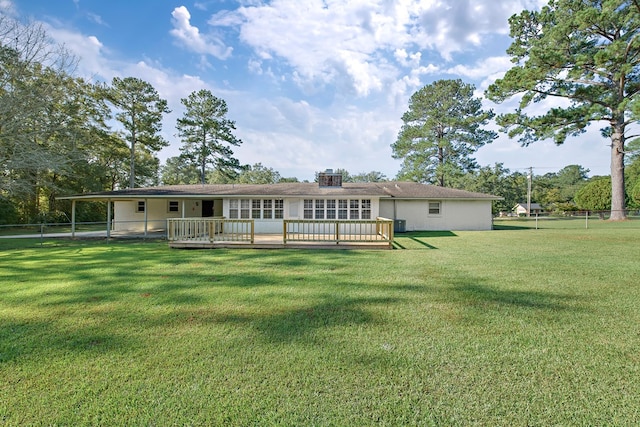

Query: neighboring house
left=513, top=202, right=543, bottom=216
left=60, top=171, right=502, bottom=233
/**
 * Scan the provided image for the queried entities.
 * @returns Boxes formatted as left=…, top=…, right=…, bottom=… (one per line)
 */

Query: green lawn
left=1, top=227, right=639, bottom=425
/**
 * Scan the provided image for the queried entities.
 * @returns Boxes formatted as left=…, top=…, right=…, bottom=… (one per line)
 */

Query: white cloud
left=170, top=6, right=232, bottom=60
left=0, top=0, right=15, bottom=15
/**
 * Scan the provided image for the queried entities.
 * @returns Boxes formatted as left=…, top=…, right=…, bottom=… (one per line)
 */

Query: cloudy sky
left=3, top=0, right=612, bottom=181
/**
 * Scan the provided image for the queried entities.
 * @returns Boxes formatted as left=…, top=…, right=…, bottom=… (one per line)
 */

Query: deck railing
left=167, top=218, right=254, bottom=243
left=283, top=217, right=393, bottom=245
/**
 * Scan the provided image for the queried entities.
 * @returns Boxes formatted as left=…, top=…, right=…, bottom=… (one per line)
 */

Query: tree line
left=3, top=1, right=640, bottom=224
left=0, top=16, right=244, bottom=224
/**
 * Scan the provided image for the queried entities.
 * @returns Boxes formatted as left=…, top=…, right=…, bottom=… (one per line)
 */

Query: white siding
left=113, top=199, right=205, bottom=231
left=114, top=197, right=492, bottom=233
left=380, top=199, right=493, bottom=231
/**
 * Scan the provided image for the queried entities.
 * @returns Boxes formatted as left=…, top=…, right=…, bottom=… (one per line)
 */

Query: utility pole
left=527, top=167, right=532, bottom=217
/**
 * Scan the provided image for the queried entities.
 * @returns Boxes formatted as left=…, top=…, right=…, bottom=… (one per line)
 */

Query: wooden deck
left=169, top=234, right=392, bottom=250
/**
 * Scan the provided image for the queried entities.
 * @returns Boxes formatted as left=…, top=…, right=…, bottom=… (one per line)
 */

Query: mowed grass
left=1, top=226, right=639, bottom=425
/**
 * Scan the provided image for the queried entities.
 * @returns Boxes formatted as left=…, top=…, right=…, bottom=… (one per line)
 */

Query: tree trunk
left=129, top=113, right=136, bottom=189
left=610, top=123, right=626, bottom=220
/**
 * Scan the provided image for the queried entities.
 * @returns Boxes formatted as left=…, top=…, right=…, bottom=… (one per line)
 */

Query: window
left=304, top=199, right=313, bottom=219
left=229, top=199, right=239, bottom=218
left=429, top=202, right=441, bottom=215
left=168, top=200, right=179, bottom=213
left=326, top=199, right=336, bottom=219
left=350, top=199, right=360, bottom=219
left=252, top=199, right=261, bottom=219
left=136, top=201, right=145, bottom=213
left=361, top=199, right=371, bottom=219
left=315, top=199, right=325, bottom=219
left=263, top=199, right=273, bottom=219
left=240, top=199, right=250, bottom=218
left=274, top=199, right=284, bottom=219
left=338, top=199, right=348, bottom=219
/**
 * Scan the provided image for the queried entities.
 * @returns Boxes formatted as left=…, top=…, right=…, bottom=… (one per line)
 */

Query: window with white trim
left=229, top=199, right=284, bottom=219
left=263, top=199, right=273, bottom=219
left=274, top=199, right=283, bottom=219
left=252, top=199, right=261, bottom=219
left=136, top=201, right=145, bottom=213
left=229, top=199, right=239, bottom=218
left=361, top=199, right=371, bottom=219
left=350, top=199, right=360, bottom=219
left=304, top=199, right=313, bottom=219
left=299, top=199, right=371, bottom=220
left=338, top=199, right=348, bottom=219
left=240, top=199, right=250, bottom=218
left=428, top=201, right=441, bottom=215
left=315, top=199, right=325, bottom=219
left=326, top=199, right=336, bottom=219
left=168, top=200, right=179, bottom=213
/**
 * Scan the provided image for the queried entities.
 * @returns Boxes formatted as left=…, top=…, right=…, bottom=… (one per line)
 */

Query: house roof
left=58, top=181, right=503, bottom=201
left=514, top=202, right=543, bottom=210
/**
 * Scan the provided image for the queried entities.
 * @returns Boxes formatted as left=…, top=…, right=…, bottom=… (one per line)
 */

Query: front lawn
left=1, top=227, right=639, bottom=425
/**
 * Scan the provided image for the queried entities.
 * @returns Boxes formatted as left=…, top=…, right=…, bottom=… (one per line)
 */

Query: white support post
left=71, top=200, right=76, bottom=238
left=144, top=198, right=148, bottom=238
left=106, top=199, right=112, bottom=241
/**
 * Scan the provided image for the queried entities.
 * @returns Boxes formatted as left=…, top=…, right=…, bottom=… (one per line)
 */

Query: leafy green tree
left=486, top=0, right=640, bottom=220
left=160, top=156, right=200, bottom=185
left=454, top=163, right=527, bottom=214
left=351, top=171, right=388, bottom=182
left=532, top=165, right=589, bottom=211
left=237, top=163, right=280, bottom=184
left=392, top=79, right=496, bottom=186
left=108, top=77, right=169, bottom=188
left=277, top=176, right=300, bottom=183
left=574, top=177, right=612, bottom=212
left=177, top=89, right=243, bottom=185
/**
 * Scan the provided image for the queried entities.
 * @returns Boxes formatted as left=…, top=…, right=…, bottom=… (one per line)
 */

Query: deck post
left=283, top=220, right=287, bottom=244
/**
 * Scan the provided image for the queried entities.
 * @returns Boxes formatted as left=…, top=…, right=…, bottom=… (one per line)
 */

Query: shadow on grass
left=393, top=231, right=456, bottom=249
left=449, top=281, right=588, bottom=312
left=492, top=224, right=535, bottom=230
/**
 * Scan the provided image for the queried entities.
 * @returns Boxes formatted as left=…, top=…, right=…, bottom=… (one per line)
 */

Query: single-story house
left=59, top=171, right=502, bottom=235
left=513, top=202, right=543, bottom=216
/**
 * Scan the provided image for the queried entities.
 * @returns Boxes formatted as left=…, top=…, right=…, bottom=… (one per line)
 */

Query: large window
left=230, top=199, right=284, bottom=219
left=301, top=199, right=371, bottom=220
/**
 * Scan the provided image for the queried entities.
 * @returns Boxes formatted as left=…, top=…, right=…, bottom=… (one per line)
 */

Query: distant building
left=513, top=202, right=543, bottom=216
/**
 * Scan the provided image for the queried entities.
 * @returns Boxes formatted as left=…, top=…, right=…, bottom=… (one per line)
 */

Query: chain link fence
left=493, top=210, right=640, bottom=230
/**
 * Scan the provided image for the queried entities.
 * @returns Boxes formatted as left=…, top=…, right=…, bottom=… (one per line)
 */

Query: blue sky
left=2, top=0, right=612, bottom=181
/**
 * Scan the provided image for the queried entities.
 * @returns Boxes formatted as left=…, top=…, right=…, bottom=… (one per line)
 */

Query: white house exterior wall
left=113, top=199, right=200, bottom=231
left=112, top=197, right=492, bottom=233
left=380, top=199, right=493, bottom=231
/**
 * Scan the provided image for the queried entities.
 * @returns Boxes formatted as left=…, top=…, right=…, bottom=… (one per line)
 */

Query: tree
left=160, top=156, right=200, bottom=185
left=351, top=171, right=388, bottom=182
left=574, top=176, right=612, bottom=214
left=454, top=163, right=527, bottom=214
left=392, top=79, right=497, bottom=186
left=177, top=89, right=243, bottom=185
left=108, top=77, right=169, bottom=188
left=237, top=163, right=280, bottom=184
left=486, top=0, right=640, bottom=220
